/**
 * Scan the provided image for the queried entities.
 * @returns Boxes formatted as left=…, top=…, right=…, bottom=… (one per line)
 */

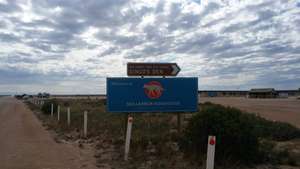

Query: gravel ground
left=0, top=97, right=98, bottom=169
left=200, top=97, right=300, bottom=128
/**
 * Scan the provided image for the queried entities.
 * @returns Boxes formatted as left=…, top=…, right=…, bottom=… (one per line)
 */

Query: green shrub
left=180, top=102, right=300, bottom=165
left=180, top=103, right=260, bottom=164
left=41, top=99, right=59, bottom=115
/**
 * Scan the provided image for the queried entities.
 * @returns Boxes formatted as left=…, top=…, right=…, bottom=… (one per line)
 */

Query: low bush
left=180, top=103, right=260, bottom=164
left=180, top=102, right=300, bottom=165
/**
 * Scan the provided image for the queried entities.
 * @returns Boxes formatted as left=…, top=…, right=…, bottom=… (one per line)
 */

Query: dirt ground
left=0, top=97, right=98, bottom=169
left=200, top=97, right=300, bottom=128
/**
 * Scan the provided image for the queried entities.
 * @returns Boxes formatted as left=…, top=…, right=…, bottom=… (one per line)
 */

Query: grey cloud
left=0, top=0, right=21, bottom=13
left=0, top=33, right=20, bottom=43
left=166, top=2, right=220, bottom=32
left=0, top=68, right=52, bottom=85
left=0, top=0, right=300, bottom=93
left=96, top=30, right=144, bottom=49
left=100, top=47, right=119, bottom=57
left=0, top=52, right=64, bottom=64
left=0, top=21, right=6, bottom=28
left=245, top=0, right=275, bottom=11
left=168, top=12, right=201, bottom=31
left=201, top=2, right=220, bottom=16
left=4, top=54, right=37, bottom=64
left=174, top=33, right=219, bottom=54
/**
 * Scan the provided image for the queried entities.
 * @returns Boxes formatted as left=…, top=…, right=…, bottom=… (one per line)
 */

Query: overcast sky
left=0, top=0, right=299, bottom=94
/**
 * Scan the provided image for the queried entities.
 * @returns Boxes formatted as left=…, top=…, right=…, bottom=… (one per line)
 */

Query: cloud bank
left=0, top=0, right=299, bottom=94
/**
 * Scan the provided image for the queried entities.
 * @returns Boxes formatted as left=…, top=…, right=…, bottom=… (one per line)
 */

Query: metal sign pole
left=124, top=116, right=133, bottom=161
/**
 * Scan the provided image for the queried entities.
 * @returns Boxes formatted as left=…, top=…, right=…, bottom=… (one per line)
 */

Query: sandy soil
left=0, top=97, right=98, bottom=169
left=200, top=97, right=300, bottom=128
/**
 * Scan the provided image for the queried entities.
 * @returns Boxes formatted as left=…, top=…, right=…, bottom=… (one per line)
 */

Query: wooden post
left=57, top=105, right=60, bottom=121
left=84, top=111, right=88, bottom=137
left=124, top=116, right=133, bottom=161
left=67, top=107, right=71, bottom=126
left=51, top=104, right=54, bottom=117
left=206, top=136, right=216, bottom=169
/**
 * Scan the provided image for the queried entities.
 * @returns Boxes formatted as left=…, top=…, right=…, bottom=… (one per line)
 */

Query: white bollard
left=84, top=111, right=88, bottom=137
left=67, top=107, right=71, bottom=126
left=206, top=136, right=216, bottom=169
left=51, top=104, right=54, bottom=117
left=124, top=116, right=133, bottom=161
left=57, top=105, right=60, bottom=121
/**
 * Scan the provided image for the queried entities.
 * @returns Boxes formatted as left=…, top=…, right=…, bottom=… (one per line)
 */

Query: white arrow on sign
left=171, top=64, right=181, bottom=75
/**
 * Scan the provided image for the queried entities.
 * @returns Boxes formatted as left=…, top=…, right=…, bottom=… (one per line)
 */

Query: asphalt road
left=0, top=97, right=97, bottom=169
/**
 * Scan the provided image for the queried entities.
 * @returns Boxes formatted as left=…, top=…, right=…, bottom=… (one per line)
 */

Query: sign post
left=206, top=136, right=216, bottom=169
left=107, top=78, right=198, bottom=113
left=107, top=62, right=198, bottom=161
left=124, top=116, right=133, bottom=161
left=127, top=62, right=180, bottom=76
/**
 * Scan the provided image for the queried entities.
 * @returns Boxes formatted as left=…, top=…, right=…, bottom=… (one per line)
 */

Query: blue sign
left=106, top=77, right=198, bottom=113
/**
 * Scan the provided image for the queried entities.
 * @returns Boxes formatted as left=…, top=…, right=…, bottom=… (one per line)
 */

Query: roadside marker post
left=57, top=105, right=60, bottom=121
left=67, top=107, right=71, bottom=126
left=206, top=136, right=216, bottom=169
left=124, top=116, right=133, bottom=161
left=84, top=111, right=88, bottom=137
left=51, top=104, right=54, bottom=117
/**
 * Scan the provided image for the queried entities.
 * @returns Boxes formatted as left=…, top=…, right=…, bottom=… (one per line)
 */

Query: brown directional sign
left=127, top=62, right=181, bottom=76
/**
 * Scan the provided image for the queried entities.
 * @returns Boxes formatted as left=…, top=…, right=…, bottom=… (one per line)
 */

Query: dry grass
left=26, top=98, right=300, bottom=169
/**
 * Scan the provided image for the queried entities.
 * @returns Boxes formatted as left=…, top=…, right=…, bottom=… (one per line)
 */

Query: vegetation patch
left=180, top=102, right=300, bottom=166
left=27, top=100, right=300, bottom=168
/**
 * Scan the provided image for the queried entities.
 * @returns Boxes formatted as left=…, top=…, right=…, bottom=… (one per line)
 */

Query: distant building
left=277, top=89, right=300, bottom=97
left=198, top=89, right=299, bottom=98
left=248, top=88, right=277, bottom=98
left=198, top=90, right=248, bottom=97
